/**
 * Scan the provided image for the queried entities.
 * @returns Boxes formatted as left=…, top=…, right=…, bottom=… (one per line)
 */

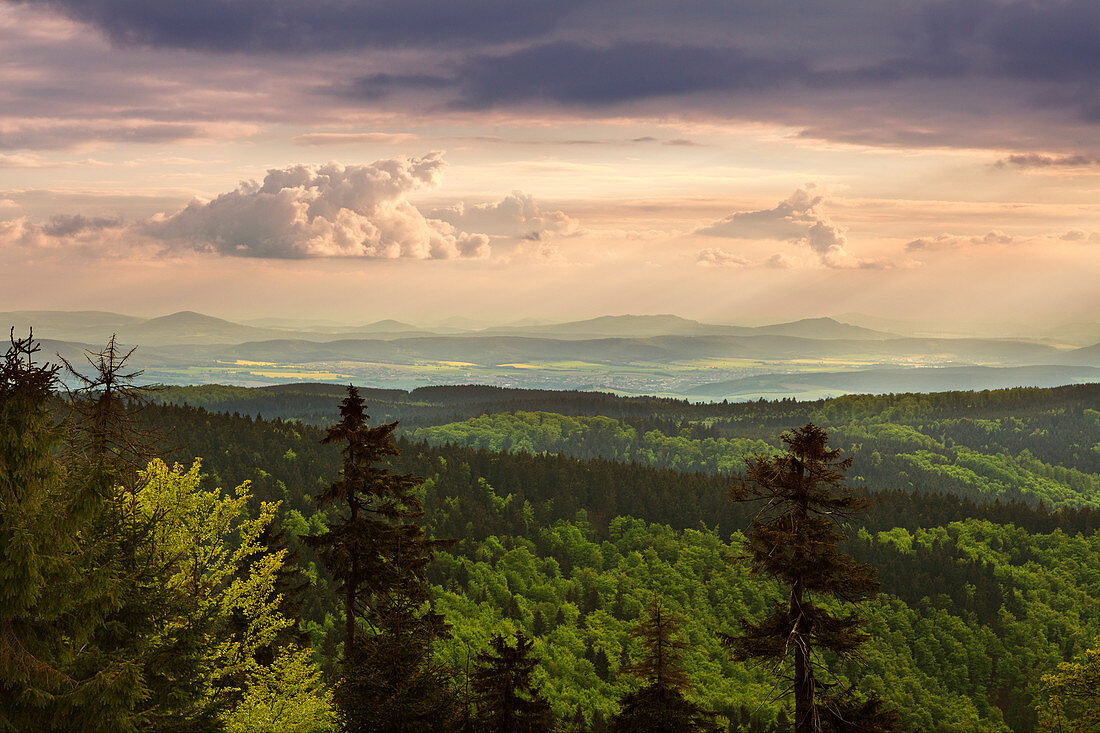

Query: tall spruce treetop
left=308, top=386, right=422, bottom=652
left=610, top=598, right=718, bottom=733
left=471, top=632, right=553, bottom=733
left=726, top=423, right=897, bottom=733
left=307, top=385, right=455, bottom=731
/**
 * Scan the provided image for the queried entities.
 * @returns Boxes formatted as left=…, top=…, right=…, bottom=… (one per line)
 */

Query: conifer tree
left=307, top=385, right=455, bottom=731
left=60, top=335, right=207, bottom=729
left=471, top=632, right=553, bottom=733
left=2, top=332, right=332, bottom=730
left=724, top=424, right=897, bottom=733
left=609, top=598, right=718, bottom=733
left=0, top=330, right=74, bottom=728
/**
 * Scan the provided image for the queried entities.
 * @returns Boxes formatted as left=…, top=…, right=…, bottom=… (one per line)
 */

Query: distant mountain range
left=481, top=314, right=898, bottom=340
left=7, top=309, right=1098, bottom=396
left=160, top=333, right=1070, bottom=367
left=4, top=310, right=900, bottom=345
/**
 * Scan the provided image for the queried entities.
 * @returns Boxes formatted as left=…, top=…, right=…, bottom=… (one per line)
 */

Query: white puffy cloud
left=429, top=191, right=580, bottom=242
left=1060, top=230, right=1100, bottom=243
left=696, top=248, right=749, bottom=267
left=697, top=185, right=830, bottom=241
left=697, top=185, right=885, bottom=269
left=765, top=253, right=799, bottom=269
left=905, top=230, right=1021, bottom=251
left=0, top=215, right=135, bottom=258
left=145, top=153, right=490, bottom=259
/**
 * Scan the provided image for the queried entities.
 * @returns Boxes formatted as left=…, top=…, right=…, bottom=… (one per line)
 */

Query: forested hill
left=129, top=382, right=1100, bottom=731
left=153, top=381, right=1100, bottom=429
left=155, top=382, right=1100, bottom=509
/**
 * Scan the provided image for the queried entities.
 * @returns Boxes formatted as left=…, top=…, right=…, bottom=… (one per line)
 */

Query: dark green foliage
left=819, top=690, right=902, bottom=733
left=471, top=632, right=553, bottom=733
left=0, top=333, right=214, bottom=731
left=726, top=424, right=894, bottom=733
left=610, top=599, right=718, bottom=733
left=305, top=385, right=456, bottom=731
left=0, top=331, right=74, bottom=728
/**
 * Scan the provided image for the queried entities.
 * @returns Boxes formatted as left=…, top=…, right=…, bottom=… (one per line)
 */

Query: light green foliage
left=897, top=449, right=1100, bottom=508
left=138, top=460, right=289, bottom=693
left=831, top=423, right=944, bottom=452
left=431, top=516, right=1100, bottom=732
left=1036, top=637, right=1100, bottom=732
left=135, top=459, right=335, bottom=730
left=224, top=648, right=337, bottom=733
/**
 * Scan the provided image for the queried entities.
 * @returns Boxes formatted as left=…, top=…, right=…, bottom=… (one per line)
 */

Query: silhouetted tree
left=724, top=424, right=896, bottom=733
left=609, top=598, right=718, bottom=733
left=471, top=632, right=553, bottom=733
left=306, top=385, right=455, bottom=731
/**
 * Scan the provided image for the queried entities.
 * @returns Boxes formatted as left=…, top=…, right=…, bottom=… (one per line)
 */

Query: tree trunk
left=793, top=460, right=815, bottom=733
left=792, top=580, right=814, bottom=732
left=345, top=497, right=358, bottom=658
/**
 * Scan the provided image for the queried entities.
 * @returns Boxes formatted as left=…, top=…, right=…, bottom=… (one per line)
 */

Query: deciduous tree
left=1036, top=636, right=1100, bottom=732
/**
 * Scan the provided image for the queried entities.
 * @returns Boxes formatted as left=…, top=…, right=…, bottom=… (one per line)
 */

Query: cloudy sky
left=2, top=0, right=1099, bottom=325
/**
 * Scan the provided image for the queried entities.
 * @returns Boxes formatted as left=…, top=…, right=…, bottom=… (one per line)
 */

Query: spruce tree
left=60, top=335, right=206, bottom=729
left=0, top=330, right=73, bottom=728
left=471, top=632, right=553, bottom=733
left=306, top=385, right=455, bottom=731
left=609, top=598, right=718, bottom=733
left=724, top=424, right=897, bottom=733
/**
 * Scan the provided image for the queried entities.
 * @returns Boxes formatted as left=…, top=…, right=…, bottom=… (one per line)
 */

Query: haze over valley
left=11, top=309, right=1099, bottom=400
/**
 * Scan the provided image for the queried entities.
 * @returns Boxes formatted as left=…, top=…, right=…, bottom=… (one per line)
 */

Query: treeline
left=153, top=381, right=1100, bottom=508
left=153, top=381, right=1100, bottom=431
left=138, top=402, right=1100, bottom=547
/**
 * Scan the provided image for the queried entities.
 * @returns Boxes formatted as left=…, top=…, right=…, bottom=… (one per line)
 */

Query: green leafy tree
left=471, top=632, right=553, bottom=733
left=725, top=424, right=897, bottom=733
left=134, top=459, right=334, bottom=731
left=1036, top=637, right=1100, bottom=732
left=306, top=385, right=455, bottom=731
left=609, top=598, right=718, bottom=733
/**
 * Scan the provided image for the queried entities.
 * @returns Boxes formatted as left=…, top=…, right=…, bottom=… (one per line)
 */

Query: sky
left=1, top=0, right=1099, bottom=326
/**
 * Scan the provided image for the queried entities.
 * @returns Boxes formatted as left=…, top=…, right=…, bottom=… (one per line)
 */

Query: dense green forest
left=6, top=346, right=1100, bottom=731
left=144, top=381, right=1100, bottom=730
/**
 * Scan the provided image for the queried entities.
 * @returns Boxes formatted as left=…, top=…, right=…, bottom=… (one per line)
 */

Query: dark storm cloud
left=982, top=0, right=1100, bottom=82
left=41, top=213, right=124, bottom=237
left=344, top=74, right=454, bottom=101
left=27, top=0, right=581, bottom=52
left=995, top=153, right=1100, bottom=168
left=18, top=0, right=1100, bottom=151
left=453, top=42, right=809, bottom=107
